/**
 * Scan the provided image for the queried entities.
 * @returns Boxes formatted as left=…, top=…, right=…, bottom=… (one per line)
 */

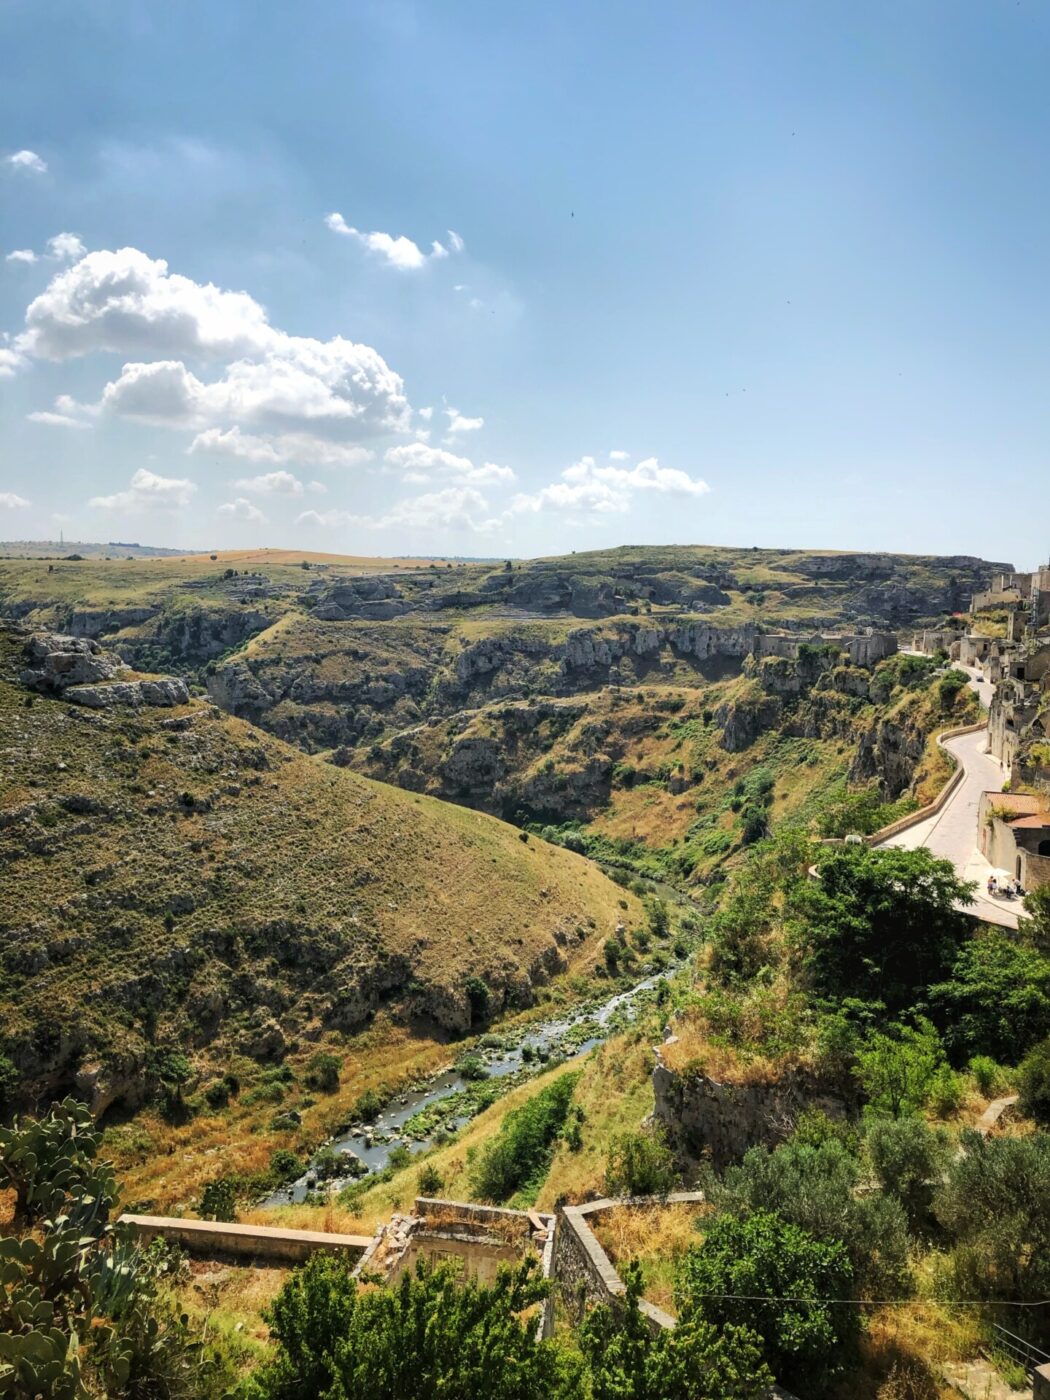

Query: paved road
left=877, top=664, right=1019, bottom=929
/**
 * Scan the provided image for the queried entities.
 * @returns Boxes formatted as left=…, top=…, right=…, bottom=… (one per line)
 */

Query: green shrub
left=352, top=1086, right=387, bottom=1122
left=855, top=1019, right=944, bottom=1118
left=968, top=1055, right=1008, bottom=1096
left=471, top=1071, right=580, bottom=1203
left=0, top=1098, right=228, bottom=1397
left=304, top=1052, right=342, bottom=1094
left=1018, top=1038, right=1050, bottom=1126
left=934, top=1131, right=1050, bottom=1326
left=417, top=1163, right=444, bottom=1196
left=204, top=1079, right=230, bottom=1109
left=865, top=1116, right=951, bottom=1234
left=455, top=1052, right=489, bottom=1082
left=269, top=1148, right=305, bottom=1184
left=200, top=1176, right=238, bottom=1222
left=581, top=1260, right=771, bottom=1400
left=929, top=1065, right=964, bottom=1118
left=708, top=1135, right=910, bottom=1298
left=604, top=1125, right=677, bottom=1198
left=250, top=1254, right=574, bottom=1400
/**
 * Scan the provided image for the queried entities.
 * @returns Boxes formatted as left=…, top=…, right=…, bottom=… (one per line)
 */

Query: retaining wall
left=867, top=720, right=987, bottom=846
left=120, top=1213, right=371, bottom=1264
left=550, top=1193, right=703, bottom=1331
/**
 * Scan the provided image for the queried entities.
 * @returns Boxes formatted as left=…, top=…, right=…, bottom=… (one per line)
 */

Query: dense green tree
left=677, top=1210, right=857, bottom=1390
left=927, top=932, right=1050, bottom=1062
left=604, top=1125, right=678, bottom=1198
left=580, top=1261, right=771, bottom=1400
left=854, top=1019, right=944, bottom=1117
left=934, top=1131, right=1050, bottom=1334
left=798, top=846, right=972, bottom=1013
left=1019, top=884, right=1050, bottom=953
left=246, top=1254, right=582, bottom=1400
left=707, top=1136, right=910, bottom=1297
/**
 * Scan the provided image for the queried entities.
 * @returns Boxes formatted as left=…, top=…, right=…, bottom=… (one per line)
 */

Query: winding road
left=876, top=664, right=1020, bottom=930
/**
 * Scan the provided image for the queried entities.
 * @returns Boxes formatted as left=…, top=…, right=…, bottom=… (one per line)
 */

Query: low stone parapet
left=120, top=1213, right=371, bottom=1264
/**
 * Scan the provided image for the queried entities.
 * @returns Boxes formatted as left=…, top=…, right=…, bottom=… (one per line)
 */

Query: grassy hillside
left=0, top=623, right=643, bottom=1113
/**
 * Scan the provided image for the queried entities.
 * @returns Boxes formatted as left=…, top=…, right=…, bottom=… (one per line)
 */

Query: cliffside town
left=914, top=561, right=1050, bottom=891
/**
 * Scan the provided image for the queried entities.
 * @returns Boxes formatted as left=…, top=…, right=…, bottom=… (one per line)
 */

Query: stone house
left=978, top=790, right=1050, bottom=890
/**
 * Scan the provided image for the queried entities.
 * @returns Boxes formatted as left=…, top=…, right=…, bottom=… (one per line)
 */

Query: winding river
left=263, top=967, right=672, bottom=1207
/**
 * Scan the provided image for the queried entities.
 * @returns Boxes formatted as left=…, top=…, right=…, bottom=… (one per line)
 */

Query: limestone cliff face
left=651, top=1052, right=846, bottom=1170
left=849, top=710, right=931, bottom=798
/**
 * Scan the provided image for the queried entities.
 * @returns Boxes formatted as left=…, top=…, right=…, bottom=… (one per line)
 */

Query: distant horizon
left=0, top=535, right=1034, bottom=572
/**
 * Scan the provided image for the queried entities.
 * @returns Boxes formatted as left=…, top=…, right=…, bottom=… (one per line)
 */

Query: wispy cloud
left=325, top=212, right=463, bottom=270
left=6, top=149, right=47, bottom=174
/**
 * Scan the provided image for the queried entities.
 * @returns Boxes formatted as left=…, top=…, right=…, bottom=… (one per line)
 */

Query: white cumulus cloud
left=0, top=491, right=30, bottom=508
left=232, top=469, right=304, bottom=497
left=187, top=425, right=373, bottom=469
left=46, top=232, right=86, bottom=261
left=89, top=467, right=197, bottom=512
left=296, top=507, right=353, bottom=528
left=6, top=249, right=37, bottom=265
left=0, top=345, right=25, bottom=378
left=384, top=441, right=513, bottom=485
left=325, top=212, right=462, bottom=270
left=7, top=150, right=47, bottom=174
left=218, top=496, right=267, bottom=523
left=27, top=410, right=90, bottom=429
left=20, top=247, right=279, bottom=361
left=298, top=486, right=498, bottom=534
left=511, top=454, right=710, bottom=517
left=444, top=406, right=484, bottom=434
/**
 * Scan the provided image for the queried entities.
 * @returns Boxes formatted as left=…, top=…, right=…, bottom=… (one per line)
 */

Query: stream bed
left=262, top=967, right=672, bottom=1207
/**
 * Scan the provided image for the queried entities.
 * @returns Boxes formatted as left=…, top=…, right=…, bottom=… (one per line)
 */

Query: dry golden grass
left=590, top=1201, right=708, bottom=1315
left=658, top=1010, right=785, bottom=1084
left=537, top=1033, right=657, bottom=1208
left=827, top=1301, right=983, bottom=1400
left=113, top=1017, right=454, bottom=1212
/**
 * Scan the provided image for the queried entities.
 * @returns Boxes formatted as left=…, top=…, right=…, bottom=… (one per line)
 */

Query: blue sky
left=1, top=1, right=1048, bottom=564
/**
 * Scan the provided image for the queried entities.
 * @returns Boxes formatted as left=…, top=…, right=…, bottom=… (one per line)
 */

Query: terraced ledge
left=120, top=1213, right=372, bottom=1263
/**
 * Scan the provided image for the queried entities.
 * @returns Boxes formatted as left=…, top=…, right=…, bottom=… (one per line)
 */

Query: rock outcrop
left=19, top=631, right=189, bottom=708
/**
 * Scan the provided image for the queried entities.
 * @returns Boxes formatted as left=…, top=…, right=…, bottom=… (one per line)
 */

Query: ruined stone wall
left=651, top=1056, right=847, bottom=1171
left=393, top=1230, right=523, bottom=1286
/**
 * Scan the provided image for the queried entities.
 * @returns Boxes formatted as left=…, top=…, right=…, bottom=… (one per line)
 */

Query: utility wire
left=690, top=1293, right=1050, bottom=1309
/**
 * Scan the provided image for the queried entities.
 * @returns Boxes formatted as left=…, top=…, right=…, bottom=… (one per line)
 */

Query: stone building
left=978, top=790, right=1050, bottom=889
left=754, top=628, right=897, bottom=668
left=970, top=564, right=1050, bottom=628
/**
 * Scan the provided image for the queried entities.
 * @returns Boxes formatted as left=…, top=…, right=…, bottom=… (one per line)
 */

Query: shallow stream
left=262, top=967, right=671, bottom=1207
